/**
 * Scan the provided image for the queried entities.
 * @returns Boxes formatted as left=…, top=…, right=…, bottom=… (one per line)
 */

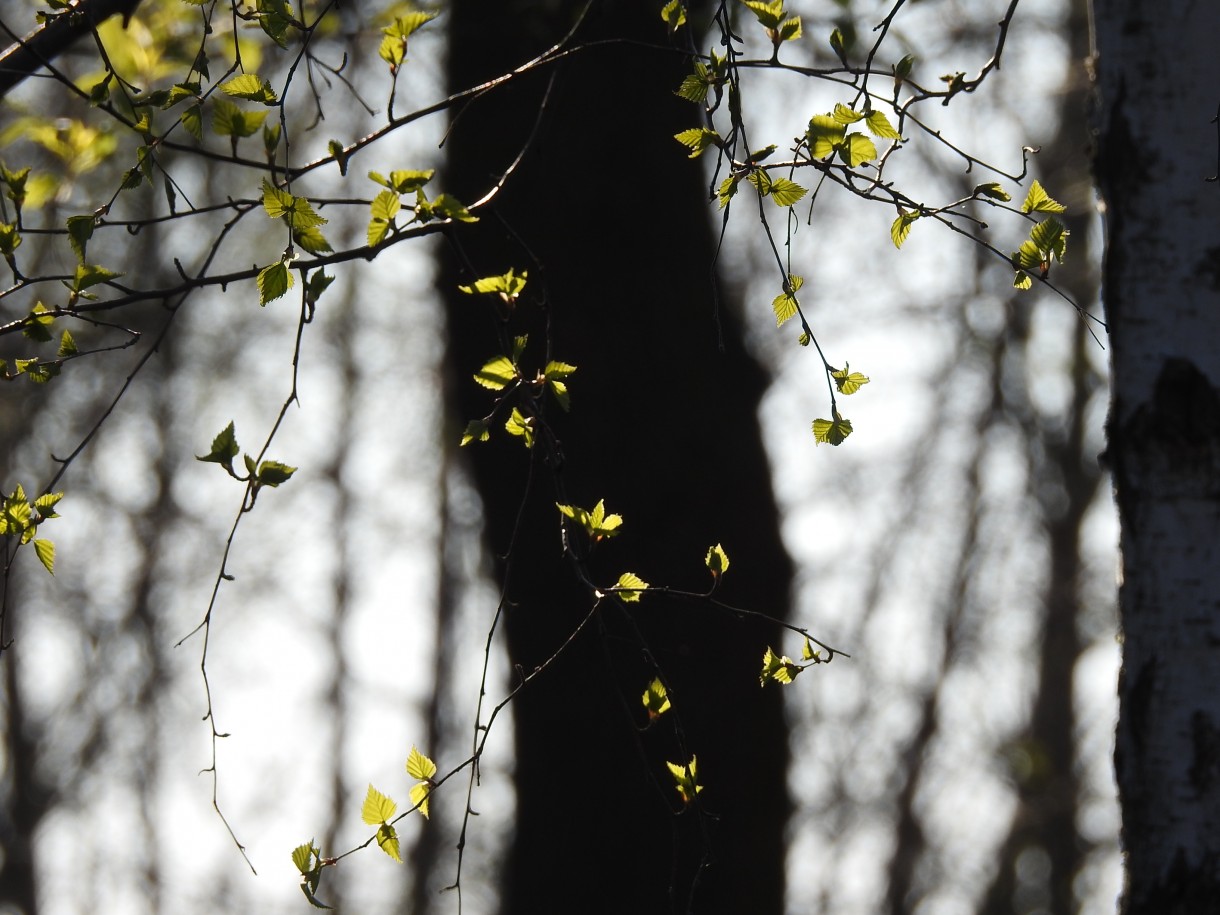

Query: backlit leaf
left=360, top=784, right=397, bottom=826
left=1021, top=179, right=1066, bottom=214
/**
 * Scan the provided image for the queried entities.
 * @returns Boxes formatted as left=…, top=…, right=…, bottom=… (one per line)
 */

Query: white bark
left=1092, top=2, right=1220, bottom=912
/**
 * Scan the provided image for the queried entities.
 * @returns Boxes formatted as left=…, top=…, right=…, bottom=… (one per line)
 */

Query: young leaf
left=33, top=538, right=54, bottom=574
left=256, top=460, right=296, bottom=487
left=375, top=824, right=401, bottom=862
left=676, top=62, right=711, bottom=103
left=1021, top=179, right=1066, bottom=214
left=838, top=133, right=877, bottom=167
left=772, top=274, right=803, bottom=327
left=832, top=103, right=864, bottom=124
left=505, top=408, right=535, bottom=448
left=674, top=127, right=721, bottom=158
left=71, top=263, right=121, bottom=293
left=642, top=678, right=671, bottom=719
left=408, top=783, right=432, bottom=820
left=406, top=745, right=437, bottom=781
left=460, top=419, right=490, bottom=446
left=407, top=746, right=437, bottom=819
left=458, top=268, right=527, bottom=303
left=197, top=421, right=240, bottom=467
left=613, top=571, right=649, bottom=602
left=891, top=209, right=919, bottom=249
left=360, top=784, right=397, bottom=826
left=666, top=757, right=703, bottom=805
left=257, top=260, right=293, bottom=305
left=974, top=182, right=1011, bottom=201
left=831, top=364, right=870, bottom=395
left=760, top=646, right=801, bottom=685
left=221, top=73, right=277, bottom=104
left=705, top=543, right=730, bottom=577
left=545, top=360, right=577, bottom=410
left=473, top=355, right=517, bottom=390
left=812, top=411, right=853, bottom=446
left=66, top=214, right=93, bottom=261
left=660, top=0, right=686, bottom=32
left=807, top=114, right=845, bottom=158
left=865, top=109, right=901, bottom=140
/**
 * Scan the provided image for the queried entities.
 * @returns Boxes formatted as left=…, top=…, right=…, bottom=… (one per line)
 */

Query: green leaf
left=257, top=460, right=296, bottom=487
left=504, top=407, right=535, bottom=448
left=829, top=27, right=848, bottom=64
left=474, top=355, right=517, bottom=391
left=832, top=103, right=864, bottom=124
left=57, top=329, right=77, bottom=358
left=865, top=109, right=901, bottom=140
left=33, top=538, right=54, bottom=574
left=974, top=182, right=1011, bottom=201
left=750, top=171, right=807, bottom=207
left=771, top=274, right=803, bottom=327
left=361, top=784, right=397, bottom=826
left=1030, top=217, right=1069, bottom=262
left=1012, top=238, right=1043, bottom=270
left=894, top=54, right=915, bottom=81
left=458, top=268, right=527, bottom=302
left=221, top=73, right=277, bottom=104
left=661, top=0, right=686, bottom=33
left=642, top=678, right=671, bottom=719
left=22, top=303, right=54, bottom=342
left=460, top=420, right=490, bottom=446
left=760, top=646, right=801, bottom=685
left=406, top=745, right=437, bottom=781
left=197, top=421, right=240, bottom=467
left=66, top=214, right=94, bottom=261
left=211, top=98, right=266, bottom=139
left=369, top=169, right=434, bottom=193
left=545, top=360, right=577, bottom=410
left=676, top=62, right=710, bottom=103
left=891, top=209, right=919, bottom=249
left=291, top=842, right=317, bottom=875
left=72, top=263, right=121, bottom=293
left=375, top=824, right=401, bottom=862
left=429, top=194, right=477, bottom=223
left=257, top=260, right=293, bottom=305
left=1021, top=179, right=1066, bottom=214
left=1012, top=270, right=1033, bottom=290
left=306, top=270, right=335, bottom=305
left=666, top=756, right=703, bottom=805
left=741, top=0, right=785, bottom=30
left=807, top=114, right=845, bottom=159
left=801, top=637, right=822, bottom=661
left=812, top=411, right=853, bottom=446
left=777, top=16, right=802, bottom=42
left=294, top=225, right=332, bottom=255
left=613, top=571, right=649, bottom=602
left=705, top=543, right=730, bottom=577
left=557, top=499, right=623, bottom=542
left=838, top=132, right=877, bottom=167
left=831, top=364, right=870, bottom=395
left=261, top=179, right=295, bottom=219
left=674, top=127, right=721, bottom=159
left=181, top=104, right=203, bottom=141
left=408, top=782, right=432, bottom=820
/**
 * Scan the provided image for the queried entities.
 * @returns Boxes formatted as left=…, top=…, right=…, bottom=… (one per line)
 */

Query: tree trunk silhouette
left=441, top=4, right=792, bottom=913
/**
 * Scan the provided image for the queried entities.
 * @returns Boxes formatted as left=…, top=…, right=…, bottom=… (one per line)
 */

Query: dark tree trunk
left=441, top=3, right=792, bottom=913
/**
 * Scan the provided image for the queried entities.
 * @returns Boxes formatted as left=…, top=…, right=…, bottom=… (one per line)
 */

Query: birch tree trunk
left=1092, top=3, right=1220, bottom=911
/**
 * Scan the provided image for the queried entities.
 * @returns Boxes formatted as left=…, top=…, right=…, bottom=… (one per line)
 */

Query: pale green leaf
left=865, top=109, right=901, bottom=139
left=360, top=784, right=397, bottom=826
left=473, top=355, right=516, bottom=390
left=613, top=571, right=649, bottom=602
left=1021, top=179, right=1066, bottom=214
left=838, top=132, right=877, bottom=167
left=891, top=210, right=919, bottom=249
left=832, top=364, right=870, bottom=395
left=406, top=746, right=437, bottom=781
left=33, top=538, right=54, bottom=574
left=705, top=543, right=730, bottom=576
